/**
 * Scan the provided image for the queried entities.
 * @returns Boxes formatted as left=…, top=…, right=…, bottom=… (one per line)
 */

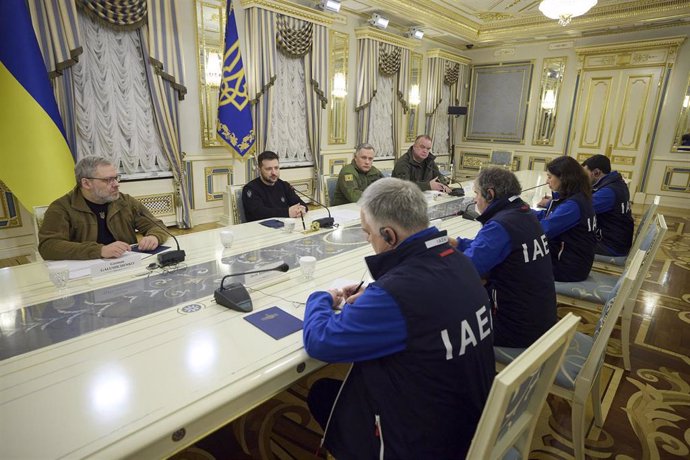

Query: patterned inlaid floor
left=171, top=207, right=690, bottom=460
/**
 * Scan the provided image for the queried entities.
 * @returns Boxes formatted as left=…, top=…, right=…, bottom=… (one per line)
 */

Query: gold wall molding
left=576, top=36, right=686, bottom=70
left=241, top=0, right=335, bottom=26
left=427, top=49, right=470, bottom=65
left=0, top=181, right=22, bottom=230
left=204, top=166, right=232, bottom=202
left=661, top=167, right=690, bottom=192
left=354, top=27, right=419, bottom=50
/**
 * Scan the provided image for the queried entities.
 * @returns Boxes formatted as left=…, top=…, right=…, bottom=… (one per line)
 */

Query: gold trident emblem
left=218, top=41, right=249, bottom=111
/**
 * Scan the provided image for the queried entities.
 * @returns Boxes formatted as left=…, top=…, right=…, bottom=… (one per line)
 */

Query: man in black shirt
left=242, top=151, right=307, bottom=222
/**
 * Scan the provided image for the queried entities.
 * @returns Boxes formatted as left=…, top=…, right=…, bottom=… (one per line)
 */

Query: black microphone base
left=157, top=250, right=186, bottom=267
left=215, top=282, right=253, bottom=312
left=314, top=217, right=335, bottom=229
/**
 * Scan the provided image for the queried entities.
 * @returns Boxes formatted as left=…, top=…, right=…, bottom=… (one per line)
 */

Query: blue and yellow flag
left=0, top=0, right=75, bottom=211
left=217, top=0, right=255, bottom=158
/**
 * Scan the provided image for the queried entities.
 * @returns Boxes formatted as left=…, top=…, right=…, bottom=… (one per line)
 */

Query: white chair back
left=229, top=185, right=246, bottom=224
left=467, top=313, right=581, bottom=460
left=321, top=175, right=338, bottom=207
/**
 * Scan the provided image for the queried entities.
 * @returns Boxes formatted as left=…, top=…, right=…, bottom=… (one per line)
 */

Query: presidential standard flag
left=0, top=0, right=75, bottom=211
left=217, top=0, right=255, bottom=158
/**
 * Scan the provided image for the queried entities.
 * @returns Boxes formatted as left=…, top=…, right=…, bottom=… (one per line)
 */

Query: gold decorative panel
left=579, top=77, right=614, bottom=150
left=528, top=156, right=550, bottom=171
left=613, top=74, right=654, bottom=152
left=459, top=151, right=489, bottom=171
left=405, top=52, right=423, bottom=143
left=618, top=170, right=633, bottom=180
left=137, top=193, right=176, bottom=217
left=612, top=155, right=636, bottom=166
left=672, top=73, right=690, bottom=153
left=204, top=166, right=232, bottom=202
left=661, top=167, right=690, bottom=193
left=328, top=31, right=348, bottom=145
left=195, top=0, right=225, bottom=148
left=0, top=181, right=22, bottom=230
left=327, top=157, right=350, bottom=176
left=533, top=57, right=566, bottom=146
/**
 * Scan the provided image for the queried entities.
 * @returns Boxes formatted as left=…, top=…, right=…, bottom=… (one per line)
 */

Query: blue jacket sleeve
left=303, top=285, right=407, bottom=363
left=592, top=188, right=615, bottom=213
left=461, top=221, right=512, bottom=276
left=539, top=199, right=581, bottom=239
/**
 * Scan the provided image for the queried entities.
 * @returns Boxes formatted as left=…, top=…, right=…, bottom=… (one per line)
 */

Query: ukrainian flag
left=216, top=0, right=255, bottom=158
left=0, top=0, right=75, bottom=211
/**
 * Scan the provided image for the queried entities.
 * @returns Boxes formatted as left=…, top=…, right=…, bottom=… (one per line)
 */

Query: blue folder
left=243, top=306, right=303, bottom=340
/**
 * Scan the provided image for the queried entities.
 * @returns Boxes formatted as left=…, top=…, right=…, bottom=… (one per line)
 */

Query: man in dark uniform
left=242, top=151, right=307, bottom=222
left=582, top=154, right=634, bottom=256
left=303, top=178, right=494, bottom=459
left=392, top=134, right=451, bottom=192
left=453, top=167, right=557, bottom=347
left=332, top=143, right=383, bottom=205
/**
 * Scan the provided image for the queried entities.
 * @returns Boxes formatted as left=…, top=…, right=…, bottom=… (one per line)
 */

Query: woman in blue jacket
left=535, top=156, right=596, bottom=281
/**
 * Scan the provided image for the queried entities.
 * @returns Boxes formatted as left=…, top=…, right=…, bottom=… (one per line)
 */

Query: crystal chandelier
left=539, top=0, right=597, bottom=26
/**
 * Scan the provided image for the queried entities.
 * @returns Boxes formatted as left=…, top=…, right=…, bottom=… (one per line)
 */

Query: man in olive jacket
left=332, top=143, right=383, bottom=206
left=38, top=156, right=169, bottom=260
left=392, top=134, right=451, bottom=192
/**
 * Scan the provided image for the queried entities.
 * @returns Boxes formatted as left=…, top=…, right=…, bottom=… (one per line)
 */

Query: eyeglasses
left=86, top=175, right=121, bottom=184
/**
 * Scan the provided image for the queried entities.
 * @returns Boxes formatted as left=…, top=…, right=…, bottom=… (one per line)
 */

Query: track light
left=407, top=27, right=424, bottom=40
left=318, top=0, right=341, bottom=13
left=369, top=13, right=389, bottom=29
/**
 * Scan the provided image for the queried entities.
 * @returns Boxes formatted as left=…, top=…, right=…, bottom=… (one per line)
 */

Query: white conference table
left=0, top=170, right=546, bottom=459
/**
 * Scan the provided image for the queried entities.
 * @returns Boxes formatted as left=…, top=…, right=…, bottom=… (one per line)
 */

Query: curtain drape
left=27, top=0, right=82, bottom=154
left=73, top=10, right=168, bottom=173
left=356, top=38, right=409, bottom=158
left=141, top=0, right=191, bottom=227
left=425, top=57, right=465, bottom=155
left=243, top=7, right=328, bottom=198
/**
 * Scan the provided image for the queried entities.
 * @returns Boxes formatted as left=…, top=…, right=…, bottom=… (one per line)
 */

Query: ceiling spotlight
left=407, top=27, right=424, bottom=40
left=318, top=0, right=341, bottom=13
left=369, top=13, right=389, bottom=29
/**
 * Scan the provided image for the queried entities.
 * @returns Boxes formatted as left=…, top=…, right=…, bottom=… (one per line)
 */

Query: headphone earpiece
left=379, top=227, right=393, bottom=245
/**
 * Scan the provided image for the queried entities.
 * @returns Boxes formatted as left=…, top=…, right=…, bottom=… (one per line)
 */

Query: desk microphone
left=461, top=201, right=478, bottom=221
left=137, top=211, right=186, bottom=266
left=214, top=263, right=290, bottom=313
left=291, top=186, right=334, bottom=229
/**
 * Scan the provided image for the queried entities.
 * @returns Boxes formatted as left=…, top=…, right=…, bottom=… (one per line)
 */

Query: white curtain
left=72, top=10, right=168, bottom=174
left=368, top=73, right=395, bottom=158
left=265, top=48, right=312, bottom=165
left=432, top=84, right=451, bottom=155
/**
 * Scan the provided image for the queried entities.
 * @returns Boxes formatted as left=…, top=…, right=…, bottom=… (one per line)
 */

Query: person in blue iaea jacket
left=303, top=178, right=495, bottom=459
left=582, top=154, right=634, bottom=256
left=534, top=156, right=597, bottom=282
left=453, top=167, right=557, bottom=348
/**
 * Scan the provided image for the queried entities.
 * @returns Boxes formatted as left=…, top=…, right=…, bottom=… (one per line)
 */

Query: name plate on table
left=90, top=253, right=140, bottom=278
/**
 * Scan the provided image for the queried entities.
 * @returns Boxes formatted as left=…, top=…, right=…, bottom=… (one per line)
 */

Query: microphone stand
left=291, top=186, right=334, bottom=229
left=138, top=211, right=186, bottom=266
left=214, top=263, right=290, bottom=313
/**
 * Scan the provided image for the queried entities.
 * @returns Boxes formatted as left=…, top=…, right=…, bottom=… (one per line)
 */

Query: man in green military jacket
left=332, top=143, right=383, bottom=206
left=392, top=134, right=451, bottom=192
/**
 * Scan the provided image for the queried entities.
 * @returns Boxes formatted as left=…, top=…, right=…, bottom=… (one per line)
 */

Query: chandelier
left=539, top=0, right=597, bottom=26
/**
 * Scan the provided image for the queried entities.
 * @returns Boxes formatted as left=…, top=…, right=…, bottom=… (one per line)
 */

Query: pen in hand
left=353, top=280, right=364, bottom=293
left=300, top=211, right=306, bottom=230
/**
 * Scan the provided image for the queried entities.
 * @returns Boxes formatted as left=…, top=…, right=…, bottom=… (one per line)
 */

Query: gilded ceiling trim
left=427, top=49, right=470, bottom=65
left=241, top=0, right=335, bottom=26
left=351, top=0, right=479, bottom=39
left=355, top=27, right=419, bottom=50
left=478, top=0, right=690, bottom=42
left=575, top=36, right=686, bottom=56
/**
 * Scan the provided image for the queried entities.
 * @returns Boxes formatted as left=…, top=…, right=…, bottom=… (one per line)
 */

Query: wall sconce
left=683, top=95, right=690, bottom=109
left=332, top=72, right=347, bottom=98
left=318, top=0, right=341, bottom=13
left=541, top=89, right=556, bottom=110
left=407, top=27, right=424, bottom=40
left=409, top=84, right=421, bottom=106
left=369, top=13, right=389, bottom=29
left=205, top=51, right=222, bottom=87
